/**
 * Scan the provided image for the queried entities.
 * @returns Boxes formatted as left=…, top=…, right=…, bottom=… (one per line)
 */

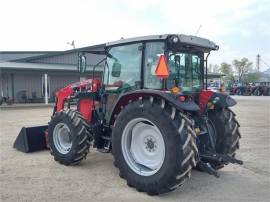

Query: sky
left=0, top=0, right=269, bottom=71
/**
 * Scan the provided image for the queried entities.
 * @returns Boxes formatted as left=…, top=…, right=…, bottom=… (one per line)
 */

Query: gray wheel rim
left=121, top=118, right=165, bottom=176
left=53, top=123, right=72, bottom=154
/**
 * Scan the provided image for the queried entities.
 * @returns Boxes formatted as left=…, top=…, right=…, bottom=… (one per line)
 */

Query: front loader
left=14, top=34, right=242, bottom=195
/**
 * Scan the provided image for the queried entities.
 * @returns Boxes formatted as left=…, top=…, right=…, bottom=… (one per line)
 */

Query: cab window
left=144, top=42, right=165, bottom=89
left=105, top=43, right=142, bottom=91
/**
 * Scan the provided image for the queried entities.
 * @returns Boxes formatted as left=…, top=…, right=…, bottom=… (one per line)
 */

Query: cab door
left=103, top=43, right=142, bottom=120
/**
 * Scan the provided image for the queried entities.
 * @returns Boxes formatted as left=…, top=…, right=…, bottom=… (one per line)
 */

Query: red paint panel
left=199, top=90, right=214, bottom=113
left=79, top=99, right=94, bottom=123
left=56, top=86, right=74, bottom=112
left=55, top=78, right=101, bottom=112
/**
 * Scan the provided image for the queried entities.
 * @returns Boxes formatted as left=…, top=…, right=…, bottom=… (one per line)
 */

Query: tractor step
left=200, top=153, right=243, bottom=165
left=97, top=136, right=111, bottom=153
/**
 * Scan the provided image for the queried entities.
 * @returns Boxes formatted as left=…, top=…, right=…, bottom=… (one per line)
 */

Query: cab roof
left=106, top=34, right=219, bottom=52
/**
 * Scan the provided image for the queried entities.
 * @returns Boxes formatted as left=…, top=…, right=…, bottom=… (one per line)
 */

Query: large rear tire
left=112, top=97, right=198, bottom=195
left=208, top=108, right=241, bottom=169
left=48, top=109, right=92, bottom=165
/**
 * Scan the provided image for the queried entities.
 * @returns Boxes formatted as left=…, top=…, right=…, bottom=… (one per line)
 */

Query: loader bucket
left=13, top=125, right=48, bottom=153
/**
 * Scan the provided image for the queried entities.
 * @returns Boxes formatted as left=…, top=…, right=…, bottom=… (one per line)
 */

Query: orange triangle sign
left=155, top=55, right=170, bottom=79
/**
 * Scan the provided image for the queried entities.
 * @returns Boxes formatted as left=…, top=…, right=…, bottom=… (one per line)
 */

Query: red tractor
left=14, top=34, right=242, bottom=195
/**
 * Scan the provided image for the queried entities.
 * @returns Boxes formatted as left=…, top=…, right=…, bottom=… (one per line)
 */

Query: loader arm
left=55, top=78, right=100, bottom=123
left=56, top=85, right=75, bottom=112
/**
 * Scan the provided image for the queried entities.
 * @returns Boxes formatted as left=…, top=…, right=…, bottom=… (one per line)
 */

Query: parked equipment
left=252, top=82, right=270, bottom=96
left=0, top=96, right=13, bottom=105
left=14, top=34, right=242, bottom=195
left=230, top=82, right=270, bottom=96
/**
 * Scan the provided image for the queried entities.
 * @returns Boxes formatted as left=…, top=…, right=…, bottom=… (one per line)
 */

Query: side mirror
left=112, top=62, right=121, bottom=77
left=78, top=55, right=86, bottom=73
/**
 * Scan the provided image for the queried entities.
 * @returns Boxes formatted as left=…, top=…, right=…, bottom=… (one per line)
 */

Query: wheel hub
left=121, top=118, right=165, bottom=176
left=144, top=136, right=157, bottom=152
left=53, top=123, right=72, bottom=154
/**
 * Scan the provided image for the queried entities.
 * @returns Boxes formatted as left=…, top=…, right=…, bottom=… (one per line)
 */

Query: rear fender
left=108, top=89, right=199, bottom=126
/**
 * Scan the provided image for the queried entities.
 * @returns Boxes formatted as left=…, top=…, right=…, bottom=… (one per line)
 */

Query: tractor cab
left=77, top=34, right=221, bottom=115
left=78, top=34, right=218, bottom=93
left=102, top=34, right=219, bottom=94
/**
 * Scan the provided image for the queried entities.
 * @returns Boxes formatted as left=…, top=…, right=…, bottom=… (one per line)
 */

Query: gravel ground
left=0, top=96, right=270, bottom=202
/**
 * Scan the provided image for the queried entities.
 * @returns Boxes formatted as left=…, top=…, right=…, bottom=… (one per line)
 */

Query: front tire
left=48, top=109, right=92, bottom=165
left=208, top=108, right=241, bottom=169
left=112, top=97, right=198, bottom=195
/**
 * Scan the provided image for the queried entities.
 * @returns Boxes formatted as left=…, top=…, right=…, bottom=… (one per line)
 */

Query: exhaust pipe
left=13, top=125, right=49, bottom=153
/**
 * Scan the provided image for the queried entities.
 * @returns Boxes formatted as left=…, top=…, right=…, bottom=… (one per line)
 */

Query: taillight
left=179, top=95, right=185, bottom=102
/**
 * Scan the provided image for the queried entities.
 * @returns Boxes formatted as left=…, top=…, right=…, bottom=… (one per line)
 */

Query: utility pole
left=256, top=54, right=260, bottom=72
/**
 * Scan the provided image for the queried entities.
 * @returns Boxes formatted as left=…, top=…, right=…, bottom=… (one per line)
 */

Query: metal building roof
left=12, top=44, right=105, bottom=63
left=0, top=51, right=60, bottom=62
left=0, top=61, right=104, bottom=71
left=0, top=61, right=77, bottom=71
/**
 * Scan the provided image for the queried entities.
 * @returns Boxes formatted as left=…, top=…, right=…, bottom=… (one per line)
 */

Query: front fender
left=210, top=92, right=237, bottom=108
left=199, top=90, right=237, bottom=113
left=108, top=89, right=199, bottom=126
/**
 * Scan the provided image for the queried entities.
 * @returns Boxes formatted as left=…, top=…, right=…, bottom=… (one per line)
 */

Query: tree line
left=208, top=58, right=261, bottom=87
